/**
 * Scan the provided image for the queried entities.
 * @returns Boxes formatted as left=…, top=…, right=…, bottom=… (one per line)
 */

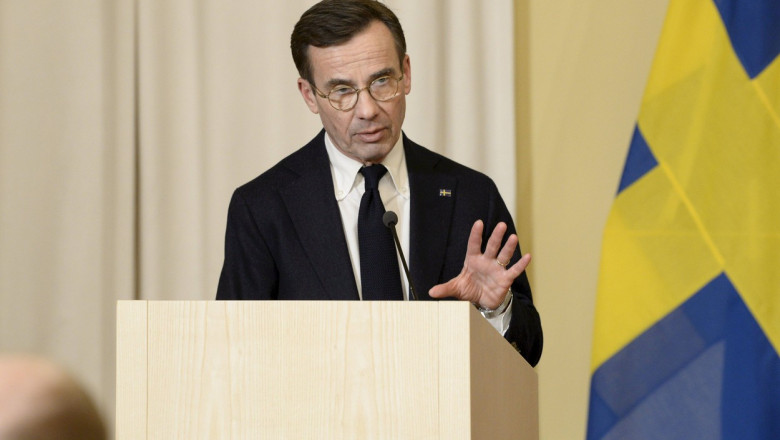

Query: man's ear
left=402, top=54, right=411, bottom=95
left=297, top=78, right=320, bottom=114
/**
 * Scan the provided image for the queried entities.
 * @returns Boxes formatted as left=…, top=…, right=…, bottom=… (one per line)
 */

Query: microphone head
left=383, top=211, right=398, bottom=228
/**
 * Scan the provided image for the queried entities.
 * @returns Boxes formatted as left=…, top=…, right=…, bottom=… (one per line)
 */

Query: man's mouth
left=355, top=128, right=385, bottom=143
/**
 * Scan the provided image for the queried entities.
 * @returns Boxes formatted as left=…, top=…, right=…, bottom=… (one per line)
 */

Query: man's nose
left=353, top=88, right=380, bottom=119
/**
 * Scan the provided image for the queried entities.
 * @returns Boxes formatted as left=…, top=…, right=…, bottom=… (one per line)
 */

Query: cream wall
left=524, top=0, right=669, bottom=438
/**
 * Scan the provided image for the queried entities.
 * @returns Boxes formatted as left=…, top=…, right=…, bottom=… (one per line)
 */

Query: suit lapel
left=405, top=137, right=456, bottom=300
left=279, top=133, right=359, bottom=300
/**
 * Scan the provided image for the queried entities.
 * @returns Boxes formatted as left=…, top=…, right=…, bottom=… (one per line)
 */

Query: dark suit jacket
left=217, top=131, right=542, bottom=366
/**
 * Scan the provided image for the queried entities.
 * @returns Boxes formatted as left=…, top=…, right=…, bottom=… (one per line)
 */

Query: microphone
left=383, top=211, right=419, bottom=301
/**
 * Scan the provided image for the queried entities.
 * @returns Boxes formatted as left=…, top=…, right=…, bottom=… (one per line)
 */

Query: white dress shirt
left=324, top=133, right=511, bottom=335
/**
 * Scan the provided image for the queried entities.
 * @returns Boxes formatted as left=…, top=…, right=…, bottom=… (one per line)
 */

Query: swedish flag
left=587, top=0, right=780, bottom=438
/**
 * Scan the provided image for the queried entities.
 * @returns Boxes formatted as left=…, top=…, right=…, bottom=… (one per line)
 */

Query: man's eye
left=373, top=77, right=390, bottom=86
left=331, top=86, right=355, bottom=96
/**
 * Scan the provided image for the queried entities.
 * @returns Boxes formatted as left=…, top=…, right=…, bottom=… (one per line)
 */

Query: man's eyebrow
left=368, top=68, right=396, bottom=81
left=322, top=68, right=398, bottom=90
left=323, top=77, right=357, bottom=90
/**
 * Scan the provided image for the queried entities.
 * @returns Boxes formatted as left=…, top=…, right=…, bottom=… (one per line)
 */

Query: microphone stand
left=383, top=211, right=419, bottom=301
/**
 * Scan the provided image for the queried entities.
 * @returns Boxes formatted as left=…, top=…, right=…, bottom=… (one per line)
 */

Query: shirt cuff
left=481, top=292, right=513, bottom=336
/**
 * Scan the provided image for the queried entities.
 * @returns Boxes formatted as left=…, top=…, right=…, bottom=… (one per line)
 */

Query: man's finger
left=483, top=222, right=507, bottom=258
left=465, top=220, right=484, bottom=257
left=507, top=253, right=532, bottom=278
left=429, top=278, right=457, bottom=299
left=495, top=233, right=518, bottom=267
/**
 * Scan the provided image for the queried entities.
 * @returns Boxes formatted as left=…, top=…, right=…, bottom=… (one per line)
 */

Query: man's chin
left=355, top=143, right=393, bottom=165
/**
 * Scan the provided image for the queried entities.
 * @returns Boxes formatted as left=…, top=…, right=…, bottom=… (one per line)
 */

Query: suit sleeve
left=487, top=182, right=543, bottom=367
left=216, top=189, right=279, bottom=300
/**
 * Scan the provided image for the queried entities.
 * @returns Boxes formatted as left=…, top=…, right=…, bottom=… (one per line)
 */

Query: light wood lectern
left=116, top=301, right=538, bottom=439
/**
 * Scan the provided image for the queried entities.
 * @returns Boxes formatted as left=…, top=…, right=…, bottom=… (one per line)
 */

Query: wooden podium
left=116, top=301, right=538, bottom=439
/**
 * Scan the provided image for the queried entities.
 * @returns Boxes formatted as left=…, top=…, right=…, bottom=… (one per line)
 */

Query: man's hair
left=291, top=0, right=407, bottom=85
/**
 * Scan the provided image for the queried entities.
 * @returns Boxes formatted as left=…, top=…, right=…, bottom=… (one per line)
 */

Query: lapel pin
left=439, top=189, right=452, bottom=197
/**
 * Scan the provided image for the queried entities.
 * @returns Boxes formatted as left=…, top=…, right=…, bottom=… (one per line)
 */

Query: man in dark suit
left=217, top=0, right=542, bottom=366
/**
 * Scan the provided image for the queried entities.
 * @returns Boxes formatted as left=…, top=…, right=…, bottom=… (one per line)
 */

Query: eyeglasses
left=311, top=73, right=404, bottom=111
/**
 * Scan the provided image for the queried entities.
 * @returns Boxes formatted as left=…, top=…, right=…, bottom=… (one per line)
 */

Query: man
left=217, top=0, right=542, bottom=366
left=0, top=355, right=107, bottom=440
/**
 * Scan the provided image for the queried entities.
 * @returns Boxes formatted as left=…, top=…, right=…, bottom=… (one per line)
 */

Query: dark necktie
left=358, top=164, right=403, bottom=301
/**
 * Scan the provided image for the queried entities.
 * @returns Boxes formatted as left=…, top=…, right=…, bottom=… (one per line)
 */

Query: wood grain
left=116, top=301, right=148, bottom=440
left=116, top=301, right=537, bottom=439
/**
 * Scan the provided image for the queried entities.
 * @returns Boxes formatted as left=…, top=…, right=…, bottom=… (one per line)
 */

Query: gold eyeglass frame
left=311, top=73, right=405, bottom=111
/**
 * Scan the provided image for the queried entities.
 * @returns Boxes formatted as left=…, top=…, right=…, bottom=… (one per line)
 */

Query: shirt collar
left=325, top=133, right=410, bottom=201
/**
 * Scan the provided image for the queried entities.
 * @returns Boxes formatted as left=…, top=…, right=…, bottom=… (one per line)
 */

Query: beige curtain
left=0, top=0, right=135, bottom=424
left=0, top=0, right=515, bottom=432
